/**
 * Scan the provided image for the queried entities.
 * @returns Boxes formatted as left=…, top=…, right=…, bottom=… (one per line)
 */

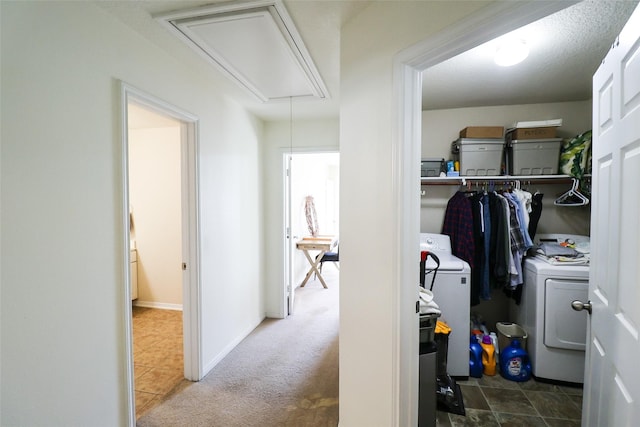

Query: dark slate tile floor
left=436, top=374, right=583, bottom=426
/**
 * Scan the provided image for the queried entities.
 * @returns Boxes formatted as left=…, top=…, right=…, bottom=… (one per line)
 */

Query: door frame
left=391, top=2, right=574, bottom=425
left=281, top=148, right=339, bottom=318
left=120, top=82, right=202, bottom=424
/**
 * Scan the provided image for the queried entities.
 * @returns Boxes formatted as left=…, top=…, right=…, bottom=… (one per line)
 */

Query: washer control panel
left=419, top=233, right=452, bottom=254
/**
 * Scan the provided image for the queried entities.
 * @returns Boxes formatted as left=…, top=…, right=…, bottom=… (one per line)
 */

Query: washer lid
left=425, top=252, right=468, bottom=271
left=524, top=257, right=590, bottom=277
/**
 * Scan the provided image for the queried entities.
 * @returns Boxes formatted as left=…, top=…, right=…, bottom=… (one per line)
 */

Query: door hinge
left=182, top=262, right=187, bottom=271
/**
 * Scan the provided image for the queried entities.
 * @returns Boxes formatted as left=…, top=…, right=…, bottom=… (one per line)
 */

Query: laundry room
left=420, top=101, right=592, bottom=330
left=416, top=1, right=637, bottom=402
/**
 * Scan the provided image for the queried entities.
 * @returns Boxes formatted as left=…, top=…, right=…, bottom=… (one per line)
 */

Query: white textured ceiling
left=99, top=0, right=639, bottom=120
left=422, top=0, right=639, bottom=110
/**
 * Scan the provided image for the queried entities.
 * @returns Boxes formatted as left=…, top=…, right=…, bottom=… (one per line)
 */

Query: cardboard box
left=459, top=126, right=504, bottom=139
left=507, top=126, right=557, bottom=140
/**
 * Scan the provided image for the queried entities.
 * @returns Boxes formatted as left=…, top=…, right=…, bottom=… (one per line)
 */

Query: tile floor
left=436, top=373, right=583, bottom=426
left=132, top=306, right=186, bottom=420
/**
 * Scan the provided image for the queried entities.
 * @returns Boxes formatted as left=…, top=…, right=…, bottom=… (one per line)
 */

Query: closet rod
left=420, top=174, right=590, bottom=186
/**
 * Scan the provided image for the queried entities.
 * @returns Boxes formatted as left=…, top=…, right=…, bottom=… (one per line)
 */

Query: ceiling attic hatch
left=156, top=0, right=329, bottom=102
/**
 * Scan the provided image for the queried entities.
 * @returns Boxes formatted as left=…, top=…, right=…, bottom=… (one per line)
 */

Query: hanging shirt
left=481, top=194, right=492, bottom=300
left=504, top=193, right=526, bottom=287
left=512, top=189, right=534, bottom=249
left=442, top=191, right=475, bottom=268
left=469, top=192, right=484, bottom=306
left=528, top=193, right=544, bottom=240
left=488, top=192, right=509, bottom=287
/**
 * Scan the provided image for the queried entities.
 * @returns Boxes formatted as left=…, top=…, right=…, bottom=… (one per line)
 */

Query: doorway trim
left=120, top=82, right=202, bottom=424
left=391, top=2, right=574, bottom=425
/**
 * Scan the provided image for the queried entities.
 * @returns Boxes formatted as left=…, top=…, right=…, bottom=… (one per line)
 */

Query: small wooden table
left=296, top=236, right=338, bottom=289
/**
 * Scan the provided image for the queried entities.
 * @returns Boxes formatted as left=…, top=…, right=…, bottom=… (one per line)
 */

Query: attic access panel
left=156, top=1, right=328, bottom=102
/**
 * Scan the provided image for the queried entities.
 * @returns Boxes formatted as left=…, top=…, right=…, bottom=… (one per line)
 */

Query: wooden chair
left=318, top=245, right=339, bottom=273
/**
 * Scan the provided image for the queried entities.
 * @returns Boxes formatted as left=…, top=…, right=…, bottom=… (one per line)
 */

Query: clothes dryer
left=510, top=234, right=589, bottom=383
left=420, top=233, right=471, bottom=378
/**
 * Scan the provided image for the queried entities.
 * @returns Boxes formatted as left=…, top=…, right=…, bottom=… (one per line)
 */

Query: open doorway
left=127, top=102, right=185, bottom=418
left=284, top=151, right=340, bottom=316
left=121, top=83, right=201, bottom=423
left=392, top=3, right=578, bottom=425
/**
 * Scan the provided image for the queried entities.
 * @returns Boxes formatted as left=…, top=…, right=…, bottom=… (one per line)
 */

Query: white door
left=284, top=153, right=296, bottom=315
left=583, top=5, right=640, bottom=425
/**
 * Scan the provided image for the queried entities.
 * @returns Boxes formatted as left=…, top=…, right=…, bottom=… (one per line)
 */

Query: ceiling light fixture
left=494, top=39, right=529, bottom=67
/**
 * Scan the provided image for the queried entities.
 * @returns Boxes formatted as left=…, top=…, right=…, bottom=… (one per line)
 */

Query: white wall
left=340, top=2, right=491, bottom=425
left=263, top=119, right=339, bottom=318
left=421, top=100, right=592, bottom=236
left=1, top=2, right=264, bottom=425
left=129, top=126, right=183, bottom=307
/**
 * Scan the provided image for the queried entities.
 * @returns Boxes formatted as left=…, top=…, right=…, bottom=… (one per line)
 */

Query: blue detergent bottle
left=469, top=336, right=483, bottom=378
left=500, top=339, right=531, bottom=382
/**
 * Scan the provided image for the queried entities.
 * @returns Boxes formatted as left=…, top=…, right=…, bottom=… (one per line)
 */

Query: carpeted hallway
left=137, top=267, right=339, bottom=426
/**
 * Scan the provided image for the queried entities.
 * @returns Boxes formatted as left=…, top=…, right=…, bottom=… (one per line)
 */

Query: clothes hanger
left=554, top=178, right=590, bottom=206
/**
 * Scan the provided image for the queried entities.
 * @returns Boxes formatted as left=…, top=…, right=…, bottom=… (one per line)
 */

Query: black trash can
left=418, top=313, right=438, bottom=427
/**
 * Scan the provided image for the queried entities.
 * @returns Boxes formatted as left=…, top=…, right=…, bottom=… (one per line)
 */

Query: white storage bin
left=508, top=138, right=562, bottom=175
left=451, top=138, right=504, bottom=176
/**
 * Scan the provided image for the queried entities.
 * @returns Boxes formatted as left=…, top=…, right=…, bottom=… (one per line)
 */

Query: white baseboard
left=202, top=315, right=266, bottom=376
left=133, top=300, right=183, bottom=311
left=265, top=310, right=285, bottom=319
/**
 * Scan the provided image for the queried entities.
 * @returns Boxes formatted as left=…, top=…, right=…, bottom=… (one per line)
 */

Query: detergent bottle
left=500, top=339, right=532, bottom=382
left=481, top=335, right=496, bottom=376
left=469, top=336, right=483, bottom=378
left=489, top=332, right=499, bottom=357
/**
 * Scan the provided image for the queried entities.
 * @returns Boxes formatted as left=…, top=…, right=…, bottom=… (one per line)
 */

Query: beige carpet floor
left=137, top=267, right=339, bottom=427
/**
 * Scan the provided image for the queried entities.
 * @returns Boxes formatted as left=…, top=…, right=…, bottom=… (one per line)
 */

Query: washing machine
left=420, top=233, right=471, bottom=378
left=510, top=234, right=590, bottom=384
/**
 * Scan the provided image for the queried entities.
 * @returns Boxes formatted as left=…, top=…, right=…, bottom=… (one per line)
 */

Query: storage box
left=459, top=126, right=504, bottom=139
left=496, top=322, right=528, bottom=353
left=507, top=138, right=563, bottom=175
left=507, top=126, right=557, bottom=140
left=451, top=138, right=504, bottom=176
left=421, top=158, right=444, bottom=177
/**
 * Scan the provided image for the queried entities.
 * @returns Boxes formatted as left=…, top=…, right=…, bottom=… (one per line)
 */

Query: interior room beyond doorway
left=127, top=101, right=186, bottom=418
left=288, top=152, right=340, bottom=312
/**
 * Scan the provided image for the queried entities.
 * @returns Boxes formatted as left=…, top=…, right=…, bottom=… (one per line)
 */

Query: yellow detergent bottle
left=481, top=335, right=496, bottom=376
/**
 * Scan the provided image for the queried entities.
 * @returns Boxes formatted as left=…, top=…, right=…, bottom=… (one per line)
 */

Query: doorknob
left=571, top=300, right=592, bottom=314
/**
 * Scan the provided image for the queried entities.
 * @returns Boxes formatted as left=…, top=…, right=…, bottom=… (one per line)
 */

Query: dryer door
left=544, top=278, right=588, bottom=350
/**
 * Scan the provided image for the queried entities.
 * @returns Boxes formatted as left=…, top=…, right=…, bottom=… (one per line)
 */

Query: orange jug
left=481, top=335, right=496, bottom=376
